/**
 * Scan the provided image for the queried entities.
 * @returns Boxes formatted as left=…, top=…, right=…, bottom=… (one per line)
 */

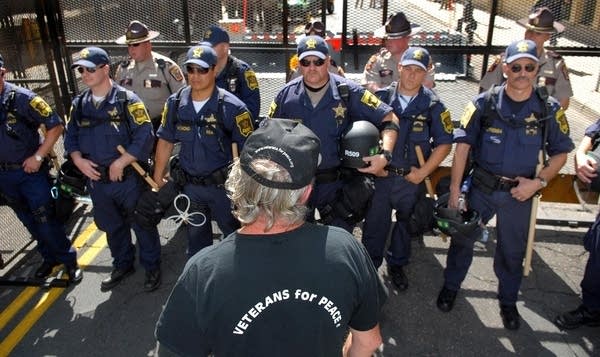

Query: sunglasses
left=299, top=58, right=326, bottom=67
left=127, top=41, right=148, bottom=48
left=186, top=65, right=210, bottom=74
left=76, top=64, right=106, bottom=74
left=510, top=63, right=537, bottom=73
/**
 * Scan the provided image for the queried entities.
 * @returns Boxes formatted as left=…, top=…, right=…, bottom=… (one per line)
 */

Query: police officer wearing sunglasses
left=152, top=44, right=253, bottom=258
left=65, top=46, right=162, bottom=292
left=268, top=35, right=400, bottom=233
left=480, top=7, right=572, bottom=109
left=437, top=40, right=573, bottom=330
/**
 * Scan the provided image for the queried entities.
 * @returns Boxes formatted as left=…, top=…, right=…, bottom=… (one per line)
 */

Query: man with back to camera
left=115, top=20, right=186, bottom=132
left=155, top=118, right=387, bottom=356
left=362, top=47, right=453, bottom=291
left=0, top=53, right=81, bottom=283
left=65, top=47, right=161, bottom=292
left=479, top=7, right=572, bottom=109
left=437, top=40, right=573, bottom=330
left=201, top=26, right=261, bottom=120
left=268, top=35, right=400, bottom=232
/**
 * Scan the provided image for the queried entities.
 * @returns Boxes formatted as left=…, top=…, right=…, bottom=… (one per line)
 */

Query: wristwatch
left=34, top=154, right=43, bottom=162
left=381, top=149, right=393, bottom=163
left=537, top=176, right=547, bottom=188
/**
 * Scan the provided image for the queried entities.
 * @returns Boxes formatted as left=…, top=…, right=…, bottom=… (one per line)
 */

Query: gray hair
left=225, top=158, right=310, bottom=231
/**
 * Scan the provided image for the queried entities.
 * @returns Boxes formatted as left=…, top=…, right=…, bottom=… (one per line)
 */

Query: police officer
left=0, top=54, right=81, bottom=283
left=479, top=7, right=572, bottom=109
left=268, top=35, right=400, bottom=232
left=115, top=20, right=186, bottom=132
left=437, top=40, right=573, bottom=330
left=201, top=26, right=261, bottom=120
left=361, top=12, right=434, bottom=92
left=362, top=47, right=453, bottom=291
left=65, top=47, right=161, bottom=292
left=554, top=120, right=600, bottom=329
left=152, top=44, right=253, bottom=258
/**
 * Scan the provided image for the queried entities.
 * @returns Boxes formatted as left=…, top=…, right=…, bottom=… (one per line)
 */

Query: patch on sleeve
left=268, top=101, right=277, bottom=118
left=459, top=102, right=477, bottom=128
left=169, top=65, right=184, bottom=82
left=289, top=54, right=299, bottom=71
left=360, top=90, right=382, bottom=109
left=235, top=111, right=254, bottom=137
left=440, top=109, right=453, bottom=134
left=244, top=70, right=259, bottom=90
left=127, top=102, right=151, bottom=125
left=555, top=107, right=569, bottom=134
left=487, top=56, right=502, bottom=73
left=29, top=96, right=53, bottom=117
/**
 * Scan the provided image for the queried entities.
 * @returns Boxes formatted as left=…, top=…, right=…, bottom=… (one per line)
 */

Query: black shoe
left=500, top=304, right=520, bottom=330
left=437, top=287, right=457, bottom=312
left=143, top=269, right=161, bottom=292
left=554, top=305, right=600, bottom=330
left=101, top=266, right=135, bottom=291
left=387, top=265, right=408, bottom=291
left=66, top=265, right=83, bottom=285
left=35, top=261, right=59, bottom=279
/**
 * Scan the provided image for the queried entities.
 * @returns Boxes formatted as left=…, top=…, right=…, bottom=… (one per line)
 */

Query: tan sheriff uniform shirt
left=479, top=48, right=572, bottom=103
left=114, top=51, right=186, bottom=121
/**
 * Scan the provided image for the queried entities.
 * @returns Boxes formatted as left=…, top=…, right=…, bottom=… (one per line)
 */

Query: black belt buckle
left=386, top=166, right=406, bottom=176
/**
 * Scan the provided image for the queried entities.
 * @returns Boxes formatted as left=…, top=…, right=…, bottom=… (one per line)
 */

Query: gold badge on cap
left=80, top=48, right=90, bottom=58
left=413, top=49, right=424, bottom=60
left=517, top=41, right=530, bottom=53
left=193, top=47, right=203, bottom=58
left=306, top=38, right=317, bottom=49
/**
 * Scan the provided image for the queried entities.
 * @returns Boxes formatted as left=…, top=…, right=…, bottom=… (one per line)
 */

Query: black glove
left=157, top=180, right=179, bottom=208
left=408, top=194, right=435, bottom=236
left=134, top=190, right=164, bottom=230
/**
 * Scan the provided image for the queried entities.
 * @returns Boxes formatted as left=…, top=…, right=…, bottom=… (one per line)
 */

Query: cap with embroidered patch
left=504, top=39, right=538, bottom=64
left=297, top=35, right=329, bottom=60
left=115, top=20, right=160, bottom=45
left=517, top=7, right=565, bottom=34
left=240, top=119, right=321, bottom=190
left=183, top=44, right=217, bottom=68
left=374, top=12, right=421, bottom=39
left=71, top=47, right=110, bottom=69
left=202, top=26, right=230, bottom=45
left=401, top=47, right=430, bottom=70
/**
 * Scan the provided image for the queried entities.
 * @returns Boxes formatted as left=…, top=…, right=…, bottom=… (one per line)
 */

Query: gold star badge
left=80, top=48, right=90, bottom=58
left=332, top=103, right=346, bottom=119
left=517, top=41, right=529, bottom=53
left=306, top=38, right=317, bottom=49
left=193, top=47, right=203, bottom=58
left=413, top=49, right=423, bottom=60
left=204, top=30, right=212, bottom=40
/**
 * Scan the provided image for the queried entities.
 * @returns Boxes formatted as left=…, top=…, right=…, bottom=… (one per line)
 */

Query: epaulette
left=545, top=49, right=562, bottom=59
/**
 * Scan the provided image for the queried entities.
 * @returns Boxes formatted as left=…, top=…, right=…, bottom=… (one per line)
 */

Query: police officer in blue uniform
left=0, top=54, right=81, bottom=283
left=362, top=47, right=453, bottom=291
left=554, top=120, right=600, bottom=329
left=64, top=47, right=161, bottom=292
left=268, top=35, right=400, bottom=232
left=201, top=26, right=261, bottom=120
left=152, top=44, right=253, bottom=258
left=437, top=40, right=573, bottom=330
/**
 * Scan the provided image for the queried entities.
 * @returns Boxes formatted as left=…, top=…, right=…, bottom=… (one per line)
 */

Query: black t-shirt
left=156, top=223, right=387, bottom=357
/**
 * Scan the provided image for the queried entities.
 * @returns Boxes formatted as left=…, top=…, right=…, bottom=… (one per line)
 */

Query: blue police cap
left=202, top=26, right=230, bottom=45
left=401, top=47, right=430, bottom=70
left=184, top=44, right=217, bottom=68
left=297, top=35, right=329, bottom=60
left=71, top=47, right=110, bottom=69
left=504, top=39, right=538, bottom=64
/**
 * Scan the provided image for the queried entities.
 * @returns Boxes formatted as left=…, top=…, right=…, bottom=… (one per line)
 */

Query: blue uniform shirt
left=216, top=56, right=260, bottom=120
left=268, top=74, right=393, bottom=170
left=157, top=86, right=253, bottom=177
left=455, top=85, right=574, bottom=178
left=375, top=84, right=453, bottom=169
left=0, top=82, right=62, bottom=163
left=64, top=84, right=154, bottom=166
left=584, top=119, right=600, bottom=138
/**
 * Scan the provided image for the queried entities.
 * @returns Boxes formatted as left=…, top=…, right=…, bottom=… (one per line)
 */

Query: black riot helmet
left=57, top=160, right=87, bottom=197
left=433, top=193, right=481, bottom=237
left=339, top=120, right=381, bottom=168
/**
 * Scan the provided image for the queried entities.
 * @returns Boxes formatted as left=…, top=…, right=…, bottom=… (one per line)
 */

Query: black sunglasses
left=186, top=65, right=210, bottom=74
left=510, top=63, right=536, bottom=73
left=76, top=64, right=106, bottom=74
left=299, top=58, right=326, bottom=67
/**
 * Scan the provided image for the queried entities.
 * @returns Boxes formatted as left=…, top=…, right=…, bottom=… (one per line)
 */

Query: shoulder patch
left=127, top=102, right=151, bottom=125
left=440, top=109, right=453, bottom=134
left=235, top=111, right=253, bottom=137
left=169, top=66, right=184, bottom=82
left=555, top=107, right=569, bottom=134
left=360, top=91, right=382, bottom=109
left=268, top=101, right=277, bottom=118
left=459, top=102, right=477, bottom=128
left=29, top=96, right=53, bottom=117
left=244, top=70, right=259, bottom=90
left=487, top=56, right=502, bottom=73
left=289, top=54, right=299, bottom=71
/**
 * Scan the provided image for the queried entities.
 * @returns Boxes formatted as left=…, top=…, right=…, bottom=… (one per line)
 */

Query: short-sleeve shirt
left=216, top=55, right=260, bottom=120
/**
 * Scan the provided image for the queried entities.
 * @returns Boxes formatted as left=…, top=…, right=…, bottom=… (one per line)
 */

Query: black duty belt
left=386, top=166, right=408, bottom=177
left=472, top=166, right=518, bottom=193
left=96, top=165, right=135, bottom=183
left=0, top=163, right=22, bottom=171
left=315, top=167, right=341, bottom=184
left=176, top=166, right=229, bottom=186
